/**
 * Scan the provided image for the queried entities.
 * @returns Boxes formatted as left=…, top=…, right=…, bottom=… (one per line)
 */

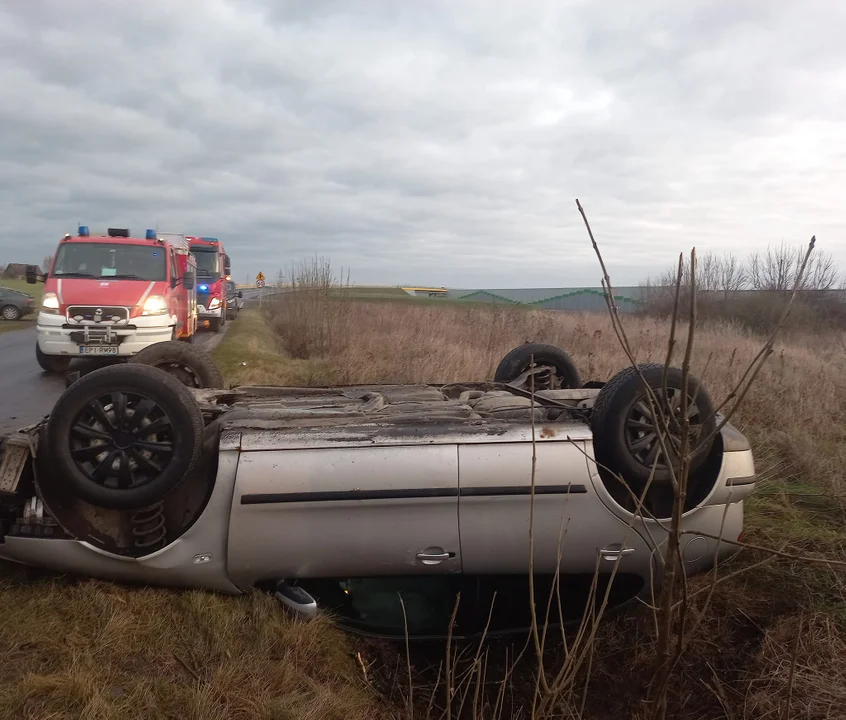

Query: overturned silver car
left=0, top=342, right=756, bottom=637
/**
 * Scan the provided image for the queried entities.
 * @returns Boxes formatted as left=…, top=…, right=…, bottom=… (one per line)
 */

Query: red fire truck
left=28, top=227, right=198, bottom=372
left=187, top=236, right=230, bottom=332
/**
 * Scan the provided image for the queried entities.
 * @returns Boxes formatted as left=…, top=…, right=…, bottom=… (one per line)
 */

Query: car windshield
left=52, top=243, right=166, bottom=281
left=191, top=248, right=219, bottom=278
left=226, top=281, right=236, bottom=295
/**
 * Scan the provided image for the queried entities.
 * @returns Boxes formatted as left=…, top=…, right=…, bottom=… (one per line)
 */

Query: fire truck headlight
left=208, top=296, right=221, bottom=310
left=141, top=295, right=168, bottom=316
left=41, top=293, right=60, bottom=314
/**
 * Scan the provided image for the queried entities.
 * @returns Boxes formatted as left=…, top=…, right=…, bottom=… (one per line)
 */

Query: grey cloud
left=1, top=0, right=844, bottom=288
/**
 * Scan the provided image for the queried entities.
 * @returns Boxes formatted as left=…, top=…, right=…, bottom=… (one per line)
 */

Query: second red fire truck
left=187, top=236, right=231, bottom=332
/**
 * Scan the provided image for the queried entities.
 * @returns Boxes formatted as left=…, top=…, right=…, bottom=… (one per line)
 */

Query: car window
left=170, top=250, right=179, bottom=282
left=53, top=243, right=167, bottom=281
left=297, top=572, right=644, bottom=640
left=192, top=249, right=219, bottom=278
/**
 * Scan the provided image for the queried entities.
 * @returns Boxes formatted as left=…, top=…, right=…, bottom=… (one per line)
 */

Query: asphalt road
left=0, top=288, right=284, bottom=434
left=0, top=323, right=227, bottom=435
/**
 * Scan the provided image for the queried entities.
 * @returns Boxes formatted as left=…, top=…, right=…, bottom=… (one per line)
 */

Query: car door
left=226, top=444, right=461, bottom=588
left=457, top=438, right=654, bottom=577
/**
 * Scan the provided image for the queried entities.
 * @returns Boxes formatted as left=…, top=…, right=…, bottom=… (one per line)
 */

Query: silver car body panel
left=227, top=444, right=462, bottom=587
left=457, top=440, right=654, bottom=576
left=0, top=450, right=242, bottom=594
left=0, top=383, right=756, bottom=598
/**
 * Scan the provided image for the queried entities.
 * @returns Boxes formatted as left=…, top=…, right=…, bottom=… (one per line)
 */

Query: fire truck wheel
left=46, top=364, right=204, bottom=510
left=35, top=343, right=71, bottom=373
left=128, top=341, right=225, bottom=389
left=209, top=318, right=222, bottom=332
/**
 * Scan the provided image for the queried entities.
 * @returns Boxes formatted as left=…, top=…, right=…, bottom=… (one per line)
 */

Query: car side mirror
left=183, top=272, right=195, bottom=291
left=25, top=265, right=43, bottom=284
left=237, top=291, right=243, bottom=298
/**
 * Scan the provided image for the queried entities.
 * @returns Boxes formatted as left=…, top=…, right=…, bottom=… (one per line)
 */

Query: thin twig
left=444, top=592, right=460, bottom=720
left=399, top=594, right=414, bottom=720
left=782, top=611, right=803, bottom=720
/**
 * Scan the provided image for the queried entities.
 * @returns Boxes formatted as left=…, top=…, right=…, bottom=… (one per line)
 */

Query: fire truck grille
left=66, top=306, right=130, bottom=324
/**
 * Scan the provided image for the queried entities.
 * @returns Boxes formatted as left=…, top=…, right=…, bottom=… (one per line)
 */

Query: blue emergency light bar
left=78, top=225, right=90, bottom=236
left=145, top=229, right=156, bottom=240
left=198, top=284, right=209, bottom=292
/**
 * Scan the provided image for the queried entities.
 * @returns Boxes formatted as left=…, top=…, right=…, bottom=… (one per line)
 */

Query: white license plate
left=79, top=346, right=119, bottom=355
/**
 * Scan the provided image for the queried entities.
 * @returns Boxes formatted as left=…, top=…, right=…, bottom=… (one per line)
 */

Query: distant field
left=345, top=285, right=409, bottom=299
left=0, top=277, right=42, bottom=300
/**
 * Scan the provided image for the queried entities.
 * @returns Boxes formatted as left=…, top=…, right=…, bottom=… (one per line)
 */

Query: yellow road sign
left=256, top=271, right=265, bottom=281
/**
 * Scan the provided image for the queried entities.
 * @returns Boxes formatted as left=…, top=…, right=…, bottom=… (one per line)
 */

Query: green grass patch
left=0, top=277, right=43, bottom=302
left=0, top=319, right=35, bottom=334
left=212, top=308, right=337, bottom=387
left=344, top=285, right=409, bottom=299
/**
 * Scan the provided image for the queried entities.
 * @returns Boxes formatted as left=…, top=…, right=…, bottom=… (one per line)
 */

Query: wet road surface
left=0, top=324, right=227, bottom=434
left=0, top=327, right=67, bottom=433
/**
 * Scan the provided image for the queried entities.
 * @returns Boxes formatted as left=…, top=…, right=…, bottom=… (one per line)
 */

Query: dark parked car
left=0, top=286, right=36, bottom=321
left=225, top=281, right=243, bottom=320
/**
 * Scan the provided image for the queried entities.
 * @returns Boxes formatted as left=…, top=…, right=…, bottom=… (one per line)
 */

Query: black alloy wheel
left=47, top=364, right=204, bottom=509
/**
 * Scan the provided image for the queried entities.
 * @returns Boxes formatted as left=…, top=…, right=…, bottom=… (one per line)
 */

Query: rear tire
left=35, top=343, right=71, bottom=373
left=590, top=363, right=716, bottom=485
left=129, top=340, right=225, bottom=388
left=46, top=364, right=204, bottom=510
left=1, top=305, right=21, bottom=321
left=494, top=343, right=581, bottom=390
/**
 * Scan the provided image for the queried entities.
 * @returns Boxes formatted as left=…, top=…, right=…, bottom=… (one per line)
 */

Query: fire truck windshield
left=52, top=243, right=167, bottom=281
left=191, top=248, right=219, bottom=278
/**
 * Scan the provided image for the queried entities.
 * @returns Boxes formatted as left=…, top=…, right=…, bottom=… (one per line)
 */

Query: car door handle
left=600, top=546, right=635, bottom=561
left=416, top=548, right=455, bottom=565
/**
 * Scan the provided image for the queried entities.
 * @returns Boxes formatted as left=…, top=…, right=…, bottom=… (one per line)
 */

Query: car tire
left=1, top=304, right=21, bottom=321
left=209, top=318, right=221, bottom=332
left=46, top=364, right=205, bottom=510
left=493, top=343, right=581, bottom=389
left=590, top=363, right=716, bottom=485
left=128, top=340, right=225, bottom=389
left=35, top=343, right=71, bottom=373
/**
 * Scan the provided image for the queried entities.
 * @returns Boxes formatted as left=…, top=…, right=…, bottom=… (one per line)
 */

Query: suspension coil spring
left=532, top=366, right=553, bottom=391
left=129, top=500, right=167, bottom=552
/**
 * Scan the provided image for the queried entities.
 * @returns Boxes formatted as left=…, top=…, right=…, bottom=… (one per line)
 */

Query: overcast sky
left=1, top=0, right=844, bottom=288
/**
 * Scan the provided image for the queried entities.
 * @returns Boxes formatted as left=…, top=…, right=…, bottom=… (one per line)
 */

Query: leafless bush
left=265, top=255, right=352, bottom=359
left=749, top=241, right=840, bottom=292
left=640, top=245, right=845, bottom=333
left=576, top=199, right=846, bottom=719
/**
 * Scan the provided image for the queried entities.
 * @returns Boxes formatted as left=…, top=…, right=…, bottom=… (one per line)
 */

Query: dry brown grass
left=261, top=296, right=846, bottom=719
left=2, top=294, right=844, bottom=720
left=273, top=299, right=846, bottom=506
left=0, top=566, right=386, bottom=720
